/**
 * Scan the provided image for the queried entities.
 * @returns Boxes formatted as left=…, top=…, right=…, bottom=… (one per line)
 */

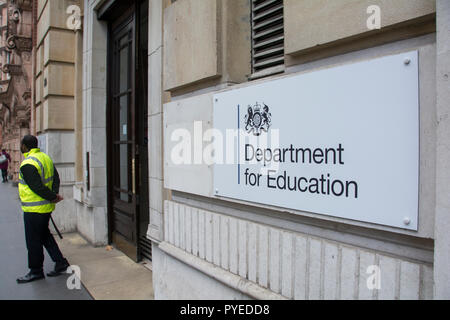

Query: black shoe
left=17, top=271, right=45, bottom=284
left=46, top=259, right=70, bottom=277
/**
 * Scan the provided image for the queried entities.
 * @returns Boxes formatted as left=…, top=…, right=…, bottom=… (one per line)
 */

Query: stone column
left=147, top=0, right=166, bottom=243
left=75, top=0, right=108, bottom=246
left=74, top=27, right=83, bottom=182
left=434, top=0, right=450, bottom=299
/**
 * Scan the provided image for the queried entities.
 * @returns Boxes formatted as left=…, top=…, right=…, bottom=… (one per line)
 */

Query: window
left=251, top=0, right=284, bottom=76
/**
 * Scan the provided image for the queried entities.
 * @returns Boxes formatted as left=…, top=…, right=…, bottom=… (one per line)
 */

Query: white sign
left=213, top=51, right=419, bottom=230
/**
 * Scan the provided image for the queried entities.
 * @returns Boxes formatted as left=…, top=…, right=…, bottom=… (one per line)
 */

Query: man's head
left=20, top=135, right=38, bottom=154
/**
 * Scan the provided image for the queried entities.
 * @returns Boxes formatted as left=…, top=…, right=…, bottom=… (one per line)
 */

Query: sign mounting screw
left=215, top=189, right=219, bottom=195
left=404, top=58, right=411, bottom=66
left=403, top=217, right=411, bottom=226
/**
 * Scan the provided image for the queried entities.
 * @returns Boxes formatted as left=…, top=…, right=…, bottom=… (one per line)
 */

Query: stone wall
left=34, top=0, right=83, bottom=233
left=153, top=0, right=443, bottom=300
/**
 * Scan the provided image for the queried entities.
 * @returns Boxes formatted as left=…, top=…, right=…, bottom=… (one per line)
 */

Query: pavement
left=56, top=232, right=154, bottom=300
left=0, top=180, right=154, bottom=300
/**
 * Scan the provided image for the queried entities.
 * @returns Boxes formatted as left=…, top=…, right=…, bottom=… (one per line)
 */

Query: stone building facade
left=34, top=0, right=450, bottom=300
left=0, top=0, right=33, bottom=182
left=154, top=0, right=442, bottom=300
left=32, top=0, right=83, bottom=232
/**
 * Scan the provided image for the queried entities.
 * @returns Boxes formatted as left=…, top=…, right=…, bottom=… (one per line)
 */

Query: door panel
left=106, top=0, right=150, bottom=262
left=109, top=12, right=138, bottom=261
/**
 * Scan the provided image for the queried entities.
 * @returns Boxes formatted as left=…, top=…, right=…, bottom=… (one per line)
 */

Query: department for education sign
left=213, top=51, right=419, bottom=230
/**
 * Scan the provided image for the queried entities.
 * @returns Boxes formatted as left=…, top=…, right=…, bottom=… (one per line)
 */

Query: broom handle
left=50, top=216, right=63, bottom=239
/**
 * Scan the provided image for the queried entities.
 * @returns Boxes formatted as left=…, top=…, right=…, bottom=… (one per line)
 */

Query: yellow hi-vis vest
left=18, top=148, right=56, bottom=213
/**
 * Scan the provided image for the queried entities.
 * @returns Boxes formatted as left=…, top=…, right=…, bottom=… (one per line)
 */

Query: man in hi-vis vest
left=16, top=135, right=70, bottom=284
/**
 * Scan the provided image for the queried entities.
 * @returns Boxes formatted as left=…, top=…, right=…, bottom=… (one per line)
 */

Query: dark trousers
left=23, top=212, right=65, bottom=273
left=1, top=168, right=7, bottom=182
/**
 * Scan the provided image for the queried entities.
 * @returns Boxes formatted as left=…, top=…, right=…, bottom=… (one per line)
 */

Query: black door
left=106, top=0, right=149, bottom=262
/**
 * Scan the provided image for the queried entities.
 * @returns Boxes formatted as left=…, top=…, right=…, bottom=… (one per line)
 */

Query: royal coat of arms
left=244, top=102, right=272, bottom=136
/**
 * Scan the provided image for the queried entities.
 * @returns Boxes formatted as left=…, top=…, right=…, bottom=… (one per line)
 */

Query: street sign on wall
left=213, top=51, right=419, bottom=230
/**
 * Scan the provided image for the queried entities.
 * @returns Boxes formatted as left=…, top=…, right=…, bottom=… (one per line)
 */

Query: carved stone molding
left=6, top=35, right=16, bottom=50
left=6, top=34, right=32, bottom=52
left=0, top=105, right=7, bottom=119
left=14, top=0, right=32, bottom=11
left=10, top=7, right=20, bottom=22
left=22, top=90, right=30, bottom=101
left=21, top=51, right=31, bottom=61
left=16, top=108, right=30, bottom=125
left=2, top=64, right=22, bottom=76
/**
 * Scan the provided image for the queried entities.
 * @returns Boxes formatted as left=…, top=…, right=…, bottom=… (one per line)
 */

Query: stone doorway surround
left=77, top=0, right=165, bottom=249
left=76, top=0, right=109, bottom=246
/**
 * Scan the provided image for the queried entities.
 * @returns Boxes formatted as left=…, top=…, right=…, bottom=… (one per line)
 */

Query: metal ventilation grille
left=139, top=235, right=152, bottom=261
left=251, top=0, right=284, bottom=74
